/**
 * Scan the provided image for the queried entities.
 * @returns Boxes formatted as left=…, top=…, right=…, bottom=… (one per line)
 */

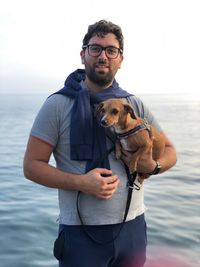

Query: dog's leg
left=129, top=148, right=144, bottom=174
left=115, top=140, right=122, bottom=160
left=129, top=147, right=149, bottom=184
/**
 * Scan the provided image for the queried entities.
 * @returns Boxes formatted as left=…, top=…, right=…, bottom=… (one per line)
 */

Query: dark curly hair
left=82, top=20, right=124, bottom=51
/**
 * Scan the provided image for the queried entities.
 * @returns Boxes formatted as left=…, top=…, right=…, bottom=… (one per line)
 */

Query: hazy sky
left=1, top=0, right=200, bottom=95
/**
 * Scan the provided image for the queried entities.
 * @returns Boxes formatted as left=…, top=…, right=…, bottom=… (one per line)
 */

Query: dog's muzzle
left=100, top=118, right=109, bottom=127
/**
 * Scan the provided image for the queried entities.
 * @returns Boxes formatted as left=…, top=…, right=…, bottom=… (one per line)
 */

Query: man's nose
left=98, top=49, right=108, bottom=58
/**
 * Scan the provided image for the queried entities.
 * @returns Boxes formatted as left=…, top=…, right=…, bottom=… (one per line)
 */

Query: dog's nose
left=101, top=119, right=108, bottom=127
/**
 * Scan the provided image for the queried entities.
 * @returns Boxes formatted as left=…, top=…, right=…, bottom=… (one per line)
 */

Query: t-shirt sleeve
left=128, top=95, right=162, bottom=133
left=30, top=95, right=61, bottom=146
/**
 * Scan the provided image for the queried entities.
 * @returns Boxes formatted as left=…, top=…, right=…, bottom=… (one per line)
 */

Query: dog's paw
left=115, top=152, right=121, bottom=160
left=137, top=177, right=144, bottom=184
left=137, top=173, right=150, bottom=184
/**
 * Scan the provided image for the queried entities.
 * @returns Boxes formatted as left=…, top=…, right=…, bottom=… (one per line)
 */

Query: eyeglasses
left=82, top=44, right=123, bottom=59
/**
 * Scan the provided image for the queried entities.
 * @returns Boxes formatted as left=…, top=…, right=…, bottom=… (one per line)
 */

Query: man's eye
left=107, top=47, right=117, bottom=55
left=91, top=46, right=101, bottom=52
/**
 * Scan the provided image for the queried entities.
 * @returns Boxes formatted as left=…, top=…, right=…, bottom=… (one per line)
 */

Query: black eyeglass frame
left=82, top=44, right=123, bottom=59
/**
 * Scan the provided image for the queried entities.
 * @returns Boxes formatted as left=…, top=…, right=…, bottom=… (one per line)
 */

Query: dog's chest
left=119, top=135, right=141, bottom=152
left=120, top=139, right=132, bottom=151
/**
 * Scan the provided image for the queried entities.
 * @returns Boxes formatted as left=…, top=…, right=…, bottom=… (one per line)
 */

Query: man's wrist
left=148, top=161, right=162, bottom=175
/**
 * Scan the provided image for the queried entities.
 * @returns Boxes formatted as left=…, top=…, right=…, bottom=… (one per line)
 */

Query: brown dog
left=96, top=98, right=165, bottom=182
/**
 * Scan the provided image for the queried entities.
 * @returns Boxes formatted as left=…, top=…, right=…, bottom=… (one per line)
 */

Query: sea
left=0, top=94, right=199, bottom=267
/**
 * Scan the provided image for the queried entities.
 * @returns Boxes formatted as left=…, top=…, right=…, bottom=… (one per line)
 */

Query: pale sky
left=1, top=0, right=200, bottom=95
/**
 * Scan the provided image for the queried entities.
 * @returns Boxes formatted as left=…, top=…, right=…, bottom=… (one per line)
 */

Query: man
left=23, top=20, right=177, bottom=267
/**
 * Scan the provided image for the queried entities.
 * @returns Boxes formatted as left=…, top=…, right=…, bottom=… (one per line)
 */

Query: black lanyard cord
left=76, top=161, right=140, bottom=245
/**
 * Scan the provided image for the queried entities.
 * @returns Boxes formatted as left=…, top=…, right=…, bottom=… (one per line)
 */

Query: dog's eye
left=111, top=109, right=119, bottom=115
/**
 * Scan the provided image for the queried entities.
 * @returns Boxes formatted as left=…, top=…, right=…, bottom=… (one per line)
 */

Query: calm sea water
left=0, top=94, right=199, bottom=267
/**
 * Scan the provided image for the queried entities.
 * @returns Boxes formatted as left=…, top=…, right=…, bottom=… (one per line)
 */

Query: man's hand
left=81, top=168, right=120, bottom=199
left=121, top=148, right=156, bottom=175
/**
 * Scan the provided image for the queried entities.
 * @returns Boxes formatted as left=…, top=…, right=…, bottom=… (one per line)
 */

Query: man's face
left=81, top=33, right=123, bottom=88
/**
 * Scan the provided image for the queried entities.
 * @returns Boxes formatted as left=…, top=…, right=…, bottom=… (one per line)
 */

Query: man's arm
left=122, top=131, right=177, bottom=175
left=152, top=131, right=177, bottom=173
left=23, top=136, right=120, bottom=199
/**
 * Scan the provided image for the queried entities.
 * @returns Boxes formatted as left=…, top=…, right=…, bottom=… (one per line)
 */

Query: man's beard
left=84, top=62, right=114, bottom=87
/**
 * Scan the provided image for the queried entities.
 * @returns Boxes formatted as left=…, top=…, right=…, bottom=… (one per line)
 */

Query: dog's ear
left=96, top=102, right=104, bottom=116
left=124, top=104, right=137, bottom=119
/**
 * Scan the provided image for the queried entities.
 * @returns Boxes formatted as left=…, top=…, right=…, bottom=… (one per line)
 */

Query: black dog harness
left=116, top=119, right=152, bottom=140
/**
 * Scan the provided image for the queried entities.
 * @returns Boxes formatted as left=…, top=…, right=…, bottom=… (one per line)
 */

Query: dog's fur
left=96, top=99, right=165, bottom=182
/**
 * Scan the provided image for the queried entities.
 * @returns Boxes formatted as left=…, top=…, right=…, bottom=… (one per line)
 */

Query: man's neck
left=84, top=78, right=112, bottom=94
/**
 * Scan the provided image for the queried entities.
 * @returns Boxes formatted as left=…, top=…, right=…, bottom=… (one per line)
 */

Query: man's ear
left=118, top=54, right=124, bottom=69
left=80, top=50, right=85, bottom=64
left=124, top=104, right=137, bottom=119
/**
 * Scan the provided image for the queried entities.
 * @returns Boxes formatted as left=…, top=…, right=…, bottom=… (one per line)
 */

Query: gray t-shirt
left=31, top=93, right=162, bottom=225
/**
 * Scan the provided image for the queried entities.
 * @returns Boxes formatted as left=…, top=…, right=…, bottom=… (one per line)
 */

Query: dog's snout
left=100, top=119, right=108, bottom=127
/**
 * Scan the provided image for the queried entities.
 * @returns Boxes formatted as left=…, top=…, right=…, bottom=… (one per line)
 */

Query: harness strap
left=116, top=119, right=152, bottom=140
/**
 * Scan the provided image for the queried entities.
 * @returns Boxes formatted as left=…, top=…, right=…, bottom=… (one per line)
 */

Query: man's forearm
left=23, top=159, right=120, bottom=199
left=23, top=159, right=83, bottom=190
left=158, top=145, right=177, bottom=174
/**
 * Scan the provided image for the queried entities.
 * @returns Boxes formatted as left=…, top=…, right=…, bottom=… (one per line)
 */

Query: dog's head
left=96, top=99, right=137, bottom=128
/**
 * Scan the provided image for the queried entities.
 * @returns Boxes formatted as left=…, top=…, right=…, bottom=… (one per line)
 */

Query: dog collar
left=116, top=119, right=151, bottom=140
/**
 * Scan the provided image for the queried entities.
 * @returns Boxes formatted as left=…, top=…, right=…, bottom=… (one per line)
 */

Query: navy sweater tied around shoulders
left=53, top=69, right=132, bottom=172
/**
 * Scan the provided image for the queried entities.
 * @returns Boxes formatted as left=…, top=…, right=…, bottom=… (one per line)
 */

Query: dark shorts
left=54, top=214, right=147, bottom=267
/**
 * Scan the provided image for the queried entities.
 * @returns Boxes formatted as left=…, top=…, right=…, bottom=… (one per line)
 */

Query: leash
left=76, top=147, right=140, bottom=245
